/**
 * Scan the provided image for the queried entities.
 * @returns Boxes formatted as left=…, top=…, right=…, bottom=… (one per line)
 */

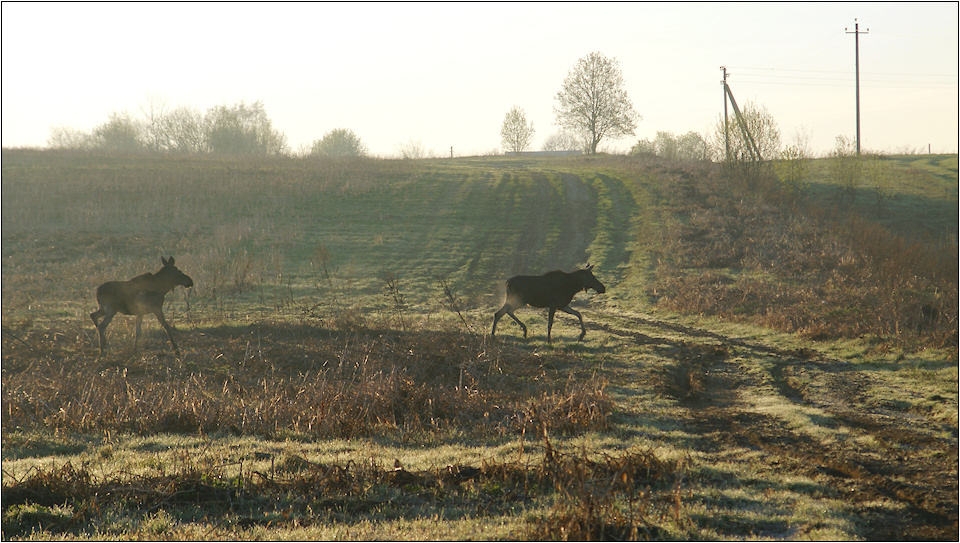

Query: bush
left=311, top=128, right=368, bottom=157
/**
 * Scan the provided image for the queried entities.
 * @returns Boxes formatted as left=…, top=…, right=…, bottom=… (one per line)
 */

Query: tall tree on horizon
left=555, top=52, right=640, bottom=154
left=500, top=106, right=535, bottom=153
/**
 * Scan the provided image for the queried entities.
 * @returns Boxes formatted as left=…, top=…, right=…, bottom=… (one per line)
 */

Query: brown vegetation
left=2, top=150, right=955, bottom=539
left=1, top=439, right=684, bottom=540
left=2, top=320, right=609, bottom=440
left=648, top=166, right=958, bottom=350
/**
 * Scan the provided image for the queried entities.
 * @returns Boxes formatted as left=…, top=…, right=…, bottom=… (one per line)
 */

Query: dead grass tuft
left=524, top=442, right=684, bottom=540
left=2, top=322, right=610, bottom=440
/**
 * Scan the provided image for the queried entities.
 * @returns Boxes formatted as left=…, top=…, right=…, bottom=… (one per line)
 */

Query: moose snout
left=595, top=285, right=606, bottom=294
left=184, top=277, right=195, bottom=288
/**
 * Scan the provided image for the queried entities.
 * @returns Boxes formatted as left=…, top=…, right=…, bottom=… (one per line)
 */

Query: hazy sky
left=3, top=2, right=958, bottom=157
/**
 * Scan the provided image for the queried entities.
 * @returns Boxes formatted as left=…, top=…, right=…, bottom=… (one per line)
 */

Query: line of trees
left=49, top=51, right=639, bottom=158
left=41, top=50, right=942, bottom=162
left=48, top=100, right=370, bottom=158
left=50, top=100, right=292, bottom=156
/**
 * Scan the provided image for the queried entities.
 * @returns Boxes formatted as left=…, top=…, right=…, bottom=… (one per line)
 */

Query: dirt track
left=598, top=315, right=959, bottom=540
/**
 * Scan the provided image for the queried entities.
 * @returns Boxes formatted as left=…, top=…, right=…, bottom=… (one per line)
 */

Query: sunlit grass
left=2, top=150, right=956, bottom=540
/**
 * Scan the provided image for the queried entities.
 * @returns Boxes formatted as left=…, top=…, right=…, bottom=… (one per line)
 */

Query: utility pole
left=846, top=18, right=868, bottom=155
left=720, top=68, right=761, bottom=162
left=721, top=66, right=730, bottom=160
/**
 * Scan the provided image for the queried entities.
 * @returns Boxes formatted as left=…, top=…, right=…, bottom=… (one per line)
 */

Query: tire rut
left=597, top=314, right=958, bottom=540
left=553, top=172, right=596, bottom=269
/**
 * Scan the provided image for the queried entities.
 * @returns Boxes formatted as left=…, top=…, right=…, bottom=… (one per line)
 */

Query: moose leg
left=547, top=308, right=557, bottom=342
left=95, top=312, right=114, bottom=354
left=507, top=310, right=527, bottom=337
left=492, top=304, right=527, bottom=338
left=558, top=306, right=586, bottom=341
left=90, top=308, right=104, bottom=327
left=154, top=311, right=181, bottom=356
left=491, top=307, right=503, bottom=337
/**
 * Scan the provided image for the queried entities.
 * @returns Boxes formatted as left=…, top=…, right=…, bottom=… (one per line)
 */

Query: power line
left=730, top=66, right=956, bottom=88
left=727, top=65, right=957, bottom=79
left=734, top=79, right=956, bottom=90
left=735, top=72, right=956, bottom=83
left=733, top=74, right=956, bottom=88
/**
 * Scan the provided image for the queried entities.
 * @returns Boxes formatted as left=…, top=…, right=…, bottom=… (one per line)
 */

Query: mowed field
left=2, top=149, right=957, bottom=540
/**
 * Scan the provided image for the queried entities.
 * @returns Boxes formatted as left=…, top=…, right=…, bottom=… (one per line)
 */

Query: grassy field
left=2, top=149, right=957, bottom=540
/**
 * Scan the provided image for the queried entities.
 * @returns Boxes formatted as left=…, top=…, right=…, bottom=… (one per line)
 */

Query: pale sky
left=2, top=2, right=958, bottom=157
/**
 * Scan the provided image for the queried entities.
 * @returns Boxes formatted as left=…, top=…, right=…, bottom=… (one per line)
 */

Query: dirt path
left=553, top=172, right=596, bottom=269
left=595, top=314, right=959, bottom=540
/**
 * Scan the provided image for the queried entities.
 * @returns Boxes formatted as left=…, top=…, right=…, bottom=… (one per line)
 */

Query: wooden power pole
left=720, top=67, right=761, bottom=162
left=846, top=19, right=868, bottom=155
left=721, top=66, right=730, bottom=160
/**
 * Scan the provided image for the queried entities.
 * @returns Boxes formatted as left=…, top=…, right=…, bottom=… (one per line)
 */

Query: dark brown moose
left=90, top=256, right=194, bottom=355
left=491, top=264, right=606, bottom=342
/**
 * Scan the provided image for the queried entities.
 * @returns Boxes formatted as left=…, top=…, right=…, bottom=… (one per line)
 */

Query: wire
left=735, top=75, right=956, bottom=87
left=734, top=79, right=956, bottom=90
left=726, top=66, right=957, bottom=89
left=728, top=66, right=957, bottom=79
left=763, top=32, right=846, bottom=69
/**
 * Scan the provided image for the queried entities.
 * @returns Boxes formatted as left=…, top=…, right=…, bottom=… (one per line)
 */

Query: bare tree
left=141, top=97, right=168, bottom=152
left=500, top=106, right=535, bottom=153
left=398, top=139, right=427, bottom=159
left=711, top=100, right=781, bottom=183
left=554, top=52, right=640, bottom=154
left=541, top=130, right=583, bottom=152
left=138, top=98, right=205, bottom=154
left=159, top=106, right=206, bottom=154
left=48, top=126, right=95, bottom=150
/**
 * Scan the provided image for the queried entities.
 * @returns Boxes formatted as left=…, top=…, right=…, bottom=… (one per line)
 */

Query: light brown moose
left=90, top=256, right=194, bottom=355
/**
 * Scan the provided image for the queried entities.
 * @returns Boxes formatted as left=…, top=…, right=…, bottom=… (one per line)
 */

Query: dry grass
left=2, top=150, right=956, bottom=540
left=2, top=317, right=610, bottom=440
left=524, top=441, right=685, bottom=541
left=1, top=433, right=683, bottom=540
left=647, top=165, right=957, bottom=350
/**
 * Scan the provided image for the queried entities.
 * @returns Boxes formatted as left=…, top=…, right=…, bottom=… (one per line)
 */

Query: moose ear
left=167, top=257, right=175, bottom=266
left=161, top=256, right=168, bottom=266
